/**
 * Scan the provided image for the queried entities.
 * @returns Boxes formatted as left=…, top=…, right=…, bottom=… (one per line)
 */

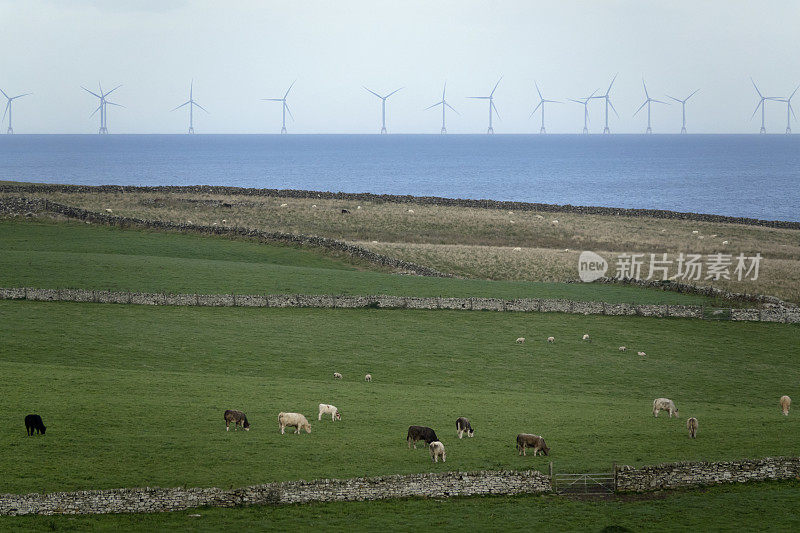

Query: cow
left=456, top=417, right=474, bottom=439
left=516, top=434, right=549, bottom=456
left=318, top=403, right=341, bottom=421
left=429, top=441, right=446, bottom=463
left=278, top=412, right=311, bottom=434
left=223, top=410, right=250, bottom=431
left=24, top=414, right=46, bottom=436
left=781, top=395, right=791, bottom=416
left=686, top=417, right=698, bottom=438
left=365, top=374, right=372, bottom=382
left=547, top=336, right=555, bottom=343
left=653, top=398, right=679, bottom=418
left=407, top=426, right=438, bottom=449
left=515, top=337, right=525, bottom=344
left=333, top=372, right=343, bottom=380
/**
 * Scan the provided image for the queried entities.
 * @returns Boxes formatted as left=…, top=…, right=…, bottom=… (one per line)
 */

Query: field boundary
left=2, top=182, right=798, bottom=229
left=2, top=287, right=799, bottom=323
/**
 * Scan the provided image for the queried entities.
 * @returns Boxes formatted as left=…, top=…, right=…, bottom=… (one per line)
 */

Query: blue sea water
left=0, top=134, right=797, bottom=221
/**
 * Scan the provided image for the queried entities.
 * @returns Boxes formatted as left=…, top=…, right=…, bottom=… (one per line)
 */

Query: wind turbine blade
left=0, top=88, right=8, bottom=99
left=666, top=95, right=681, bottom=103
left=363, top=86, right=382, bottom=98
left=2, top=102, right=9, bottom=122
left=750, top=101, right=762, bottom=119
left=567, top=98, right=584, bottom=104
left=386, top=87, right=403, bottom=98
left=686, top=89, right=700, bottom=101
left=588, top=88, right=599, bottom=99
left=262, top=98, right=284, bottom=101
left=790, top=102, right=797, bottom=121
left=789, top=85, right=800, bottom=101
left=652, top=99, right=669, bottom=105
left=82, top=86, right=101, bottom=98
left=424, top=101, right=443, bottom=111
left=89, top=105, right=101, bottom=118
left=105, top=85, right=122, bottom=97
left=468, top=96, right=489, bottom=99
left=606, top=73, right=618, bottom=95
left=490, top=76, right=502, bottom=97
left=171, top=101, right=190, bottom=111
left=535, top=81, right=543, bottom=100
left=633, top=101, right=647, bottom=116
left=529, top=101, right=543, bottom=119
left=642, top=79, right=649, bottom=99
left=608, top=99, right=619, bottom=117
left=284, top=79, right=297, bottom=99
left=445, top=102, right=460, bottom=115
left=492, top=101, right=500, bottom=121
left=442, top=81, right=447, bottom=100
left=285, top=102, right=294, bottom=121
left=105, top=101, right=125, bottom=108
left=13, top=93, right=33, bottom=100
left=545, top=99, right=561, bottom=104
left=193, top=101, right=209, bottom=113
left=750, top=77, right=763, bottom=98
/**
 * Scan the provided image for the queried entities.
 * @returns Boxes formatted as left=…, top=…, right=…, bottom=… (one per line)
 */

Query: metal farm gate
left=550, top=463, right=616, bottom=494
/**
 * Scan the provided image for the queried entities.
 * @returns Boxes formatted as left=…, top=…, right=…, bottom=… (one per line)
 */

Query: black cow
left=25, top=414, right=46, bottom=436
left=407, top=425, right=438, bottom=449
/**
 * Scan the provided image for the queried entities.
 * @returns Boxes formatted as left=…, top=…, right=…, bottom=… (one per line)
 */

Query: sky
left=1, top=0, right=799, bottom=134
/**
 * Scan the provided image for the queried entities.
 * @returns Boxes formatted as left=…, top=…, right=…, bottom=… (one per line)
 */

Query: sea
left=0, top=134, right=797, bottom=221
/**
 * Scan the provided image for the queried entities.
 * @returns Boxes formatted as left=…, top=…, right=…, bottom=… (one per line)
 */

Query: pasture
left=2, top=300, right=798, bottom=494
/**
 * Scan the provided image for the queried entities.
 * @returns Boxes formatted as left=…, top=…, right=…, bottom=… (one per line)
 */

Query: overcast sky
left=1, top=0, right=798, bottom=134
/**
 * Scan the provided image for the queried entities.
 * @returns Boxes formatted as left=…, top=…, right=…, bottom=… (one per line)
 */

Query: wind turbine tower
left=263, top=80, right=296, bottom=134
left=750, top=78, right=781, bottom=134
left=633, top=80, right=669, bottom=134
left=424, top=82, right=459, bottom=134
left=1, top=89, right=31, bottom=134
left=591, top=74, right=618, bottom=134
left=172, top=81, right=208, bottom=134
left=468, top=77, right=502, bottom=134
left=82, top=83, right=123, bottom=134
left=773, top=84, right=798, bottom=134
left=530, top=82, right=560, bottom=134
left=666, top=89, right=699, bottom=134
left=364, top=86, right=402, bottom=134
left=568, top=89, right=598, bottom=134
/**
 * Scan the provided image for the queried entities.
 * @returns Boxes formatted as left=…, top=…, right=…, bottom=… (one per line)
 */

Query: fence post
left=613, top=462, right=617, bottom=492
left=549, top=461, right=554, bottom=491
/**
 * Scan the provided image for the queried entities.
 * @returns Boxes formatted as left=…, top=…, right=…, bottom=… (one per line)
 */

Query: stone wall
left=2, top=287, right=798, bottom=324
left=616, top=456, right=800, bottom=492
left=0, top=470, right=551, bottom=516
left=2, top=183, right=797, bottom=229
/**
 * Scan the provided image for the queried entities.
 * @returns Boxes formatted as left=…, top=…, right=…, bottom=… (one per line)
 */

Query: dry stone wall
left=2, top=287, right=798, bottom=324
left=0, top=470, right=551, bottom=516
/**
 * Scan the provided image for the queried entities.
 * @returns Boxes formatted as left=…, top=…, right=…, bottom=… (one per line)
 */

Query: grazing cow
left=24, top=414, right=46, bottom=436
left=318, top=403, right=341, bottom=421
left=516, top=337, right=525, bottom=344
left=223, top=410, right=250, bottom=431
left=516, top=434, right=550, bottom=456
left=653, top=398, right=679, bottom=418
left=687, top=417, right=698, bottom=438
left=278, top=412, right=311, bottom=434
left=429, top=441, right=446, bottom=463
left=781, top=395, right=791, bottom=416
left=582, top=334, right=590, bottom=341
left=333, top=372, right=343, bottom=380
left=407, top=426, right=438, bottom=449
left=547, top=336, right=555, bottom=343
left=341, top=209, right=351, bottom=214
left=619, top=346, right=627, bottom=352
left=365, top=374, right=372, bottom=382
left=456, top=417, right=474, bottom=439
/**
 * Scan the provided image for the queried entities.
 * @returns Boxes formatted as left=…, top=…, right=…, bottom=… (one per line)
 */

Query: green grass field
left=3, top=481, right=800, bottom=531
left=2, top=300, right=798, bottom=495
left=0, top=219, right=723, bottom=305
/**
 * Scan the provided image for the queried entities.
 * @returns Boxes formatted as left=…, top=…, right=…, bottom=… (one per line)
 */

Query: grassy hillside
left=0, top=219, right=722, bottom=305
left=2, top=301, right=798, bottom=494
left=4, top=481, right=800, bottom=531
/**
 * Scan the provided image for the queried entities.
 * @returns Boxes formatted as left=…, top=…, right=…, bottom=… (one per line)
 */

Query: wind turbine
left=750, top=78, right=782, bottom=134
left=1, top=89, right=31, bottom=134
left=591, top=74, right=618, bottom=134
left=666, top=89, right=699, bottom=134
left=425, top=82, right=459, bottom=134
left=263, top=80, right=296, bottom=134
left=633, top=80, right=669, bottom=134
left=568, top=89, right=598, bottom=134
left=772, top=84, right=798, bottom=134
left=529, top=82, right=560, bottom=134
left=468, top=77, right=502, bottom=134
left=82, top=83, right=123, bottom=134
left=172, top=81, right=208, bottom=134
left=364, top=86, right=402, bottom=134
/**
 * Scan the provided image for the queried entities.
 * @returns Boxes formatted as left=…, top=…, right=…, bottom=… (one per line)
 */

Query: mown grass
left=0, top=218, right=722, bottom=305
left=11, top=187, right=799, bottom=302
left=2, top=301, right=798, bottom=495
left=4, top=481, right=800, bottom=531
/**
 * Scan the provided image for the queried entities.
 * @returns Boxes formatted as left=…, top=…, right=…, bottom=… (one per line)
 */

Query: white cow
left=429, top=441, right=446, bottom=463
left=318, top=403, right=341, bottom=421
left=365, top=373, right=372, bottom=382
left=333, top=372, right=343, bottom=380
left=516, top=337, right=525, bottom=344
left=547, top=336, right=555, bottom=343
left=653, top=398, right=679, bottom=418
left=278, top=412, right=311, bottom=434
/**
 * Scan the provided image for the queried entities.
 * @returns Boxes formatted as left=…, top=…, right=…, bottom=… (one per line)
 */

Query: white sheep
left=582, top=334, right=590, bottom=341
left=429, top=441, right=446, bottom=463
left=692, top=230, right=699, bottom=234
left=637, top=351, right=646, bottom=357
left=547, top=336, right=555, bottom=343
left=280, top=203, right=288, bottom=207
left=722, top=240, right=729, bottom=245
left=513, top=247, right=522, bottom=251
left=357, top=205, right=362, bottom=209
left=515, top=337, right=525, bottom=344
left=551, top=220, right=559, bottom=226
left=318, top=403, right=341, bottom=421
left=104, top=208, right=113, bottom=213
left=333, top=372, right=343, bottom=380
left=781, top=395, right=791, bottom=416
left=407, top=209, right=415, bottom=213
left=365, top=373, right=372, bottom=382
left=312, top=204, right=317, bottom=208
left=619, top=346, right=627, bottom=352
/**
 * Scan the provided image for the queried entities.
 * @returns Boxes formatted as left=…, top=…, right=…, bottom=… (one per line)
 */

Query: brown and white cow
left=516, top=433, right=550, bottom=456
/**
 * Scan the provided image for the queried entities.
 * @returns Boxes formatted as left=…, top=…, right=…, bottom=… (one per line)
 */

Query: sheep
left=278, top=412, right=311, bottom=434
left=456, top=417, right=474, bottom=439
left=547, top=336, right=555, bottom=343
left=722, top=240, right=729, bottom=245
left=582, top=334, right=590, bottom=341
left=687, top=417, right=698, bottom=438
left=357, top=206, right=362, bottom=209
left=692, top=230, right=699, bottom=234
left=619, top=346, right=627, bottom=352
left=653, top=398, right=679, bottom=418
left=333, top=372, right=343, bottom=380
left=104, top=208, right=113, bottom=213
left=781, top=395, right=791, bottom=416
left=365, top=373, right=372, bottom=382
left=407, top=209, right=415, bottom=213
left=513, top=247, right=522, bottom=251
left=312, top=204, right=317, bottom=208
left=429, top=441, right=446, bottom=463
left=551, top=220, right=559, bottom=226
left=516, top=434, right=550, bottom=456
left=318, top=403, right=341, bottom=421
left=515, top=337, right=525, bottom=344
left=637, top=351, right=647, bottom=357
left=280, top=203, right=288, bottom=207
